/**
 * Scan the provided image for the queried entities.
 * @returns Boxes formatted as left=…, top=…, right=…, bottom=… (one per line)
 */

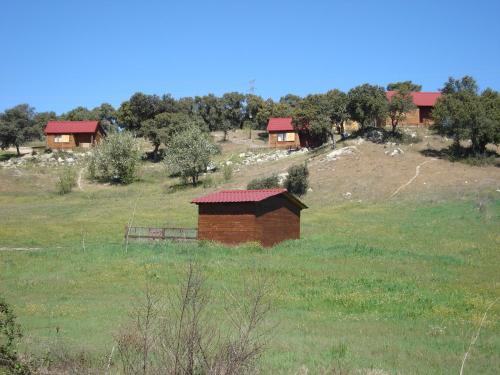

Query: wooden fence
left=125, top=226, right=197, bottom=242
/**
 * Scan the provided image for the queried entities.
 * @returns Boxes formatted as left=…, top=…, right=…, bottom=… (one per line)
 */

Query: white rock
left=239, top=153, right=246, bottom=158
left=225, top=160, right=233, bottom=165
left=326, top=146, right=358, bottom=160
left=277, top=172, right=289, bottom=185
left=343, top=192, right=352, bottom=199
left=307, top=187, right=313, bottom=192
left=353, top=137, right=365, bottom=145
left=206, top=162, right=216, bottom=171
left=388, top=148, right=404, bottom=156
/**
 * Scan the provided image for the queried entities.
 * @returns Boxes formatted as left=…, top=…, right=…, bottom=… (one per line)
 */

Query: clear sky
left=1, top=0, right=499, bottom=114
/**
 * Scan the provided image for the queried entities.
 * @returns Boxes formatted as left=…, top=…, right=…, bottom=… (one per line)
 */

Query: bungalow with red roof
left=266, top=117, right=301, bottom=149
left=191, top=188, right=307, bottom=247
left=386, top=91, right=442, bottom=125
left=44, top=121, right=106, bottom=150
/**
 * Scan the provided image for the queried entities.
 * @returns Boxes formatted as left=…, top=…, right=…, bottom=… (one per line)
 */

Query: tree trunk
left=16, top=144, right=20, bottom=156
left=223, top=130, right=228, bottom=141
left=153, top=143, right=160, bottom=161
left=192, top=175, right=198, bottom=186
left=392, top=120, right=397, bottom=135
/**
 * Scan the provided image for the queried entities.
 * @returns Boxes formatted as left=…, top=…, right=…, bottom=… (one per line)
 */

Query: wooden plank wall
left=197, top=202, right=259, bottom=245
left=268, top=131, right=301, bottom=149
left=46, top=130, right=104, bottom=150
left=46, top=134, right=77, bottom=149
left=256, top=196, right=300, bottom=247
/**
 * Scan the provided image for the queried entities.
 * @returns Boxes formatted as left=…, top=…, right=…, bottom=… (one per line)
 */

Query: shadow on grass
left=348, top=126, right=422, bottom=144
left=257, top=131, right=268, bottom=141
left=420, top=145, right=499, bottom=167
left=165, top=180, right=201, bottom=194
left=0, top=152, right=18, bottom=162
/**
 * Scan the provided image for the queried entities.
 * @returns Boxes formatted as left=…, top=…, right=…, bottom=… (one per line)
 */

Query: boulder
left=326, top=146, right=358, bottom=160
left=277, top=172, right=289, bottom=185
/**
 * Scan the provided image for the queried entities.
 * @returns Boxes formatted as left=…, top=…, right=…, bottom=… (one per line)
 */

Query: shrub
left=247, top=174, right=280, bottom=190
left=56, top=167, right=77, bottom=195
left=0, top=297, right=29, bottom=374
left=222, top=163, right=233, bottom=181
left=284, top=164, right=309, bottom=196
left=88, top=132, right=140, bottom=184
left=202, top=174, right=216, bottom=188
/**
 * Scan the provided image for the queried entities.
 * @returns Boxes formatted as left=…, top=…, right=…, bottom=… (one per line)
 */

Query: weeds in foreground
left=116, top=263, right=272, bottom=375
left=56, top=167, right=77, bottom=195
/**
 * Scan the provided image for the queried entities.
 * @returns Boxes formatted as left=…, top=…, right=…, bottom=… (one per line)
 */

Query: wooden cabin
left=267, top=118, right=301, bottom=149
left=191, top=189, right=307, bottom=247
left=44, top=121, right=105, bottom=150
left=385, top=91, right=442, bottom=125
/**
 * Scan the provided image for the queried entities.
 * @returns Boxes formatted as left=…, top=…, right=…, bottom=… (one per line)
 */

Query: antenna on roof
left=248, top=79, right=255, bottom=94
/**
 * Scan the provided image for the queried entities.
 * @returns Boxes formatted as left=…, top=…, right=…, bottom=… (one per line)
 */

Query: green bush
left=88, top=132, right=140, bottom=184
left=202, top=174, right=216, bottom=188
left=284, top=164, right=309, bottom=196
left=222, top=164, right=233, bottom=182
left=56, top=167, right=77, bottom=195
left=0, top=296, right=29, bottom=374
left=247, top=174, right=280, bottom=190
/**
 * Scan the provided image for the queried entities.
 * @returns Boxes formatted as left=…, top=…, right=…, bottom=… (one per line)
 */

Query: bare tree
left=115, top=263, right=272, bottom=375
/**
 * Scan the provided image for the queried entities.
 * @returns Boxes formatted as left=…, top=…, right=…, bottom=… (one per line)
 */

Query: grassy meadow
left=0, top=148, right=499, bottom=374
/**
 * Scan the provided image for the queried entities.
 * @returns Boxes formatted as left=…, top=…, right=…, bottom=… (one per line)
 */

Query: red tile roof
left=386, top=91, right=442, bottom=107
left=44, top=121, right=100, bottom=134
left=192, top=189, right=307, bottom=208
left=267, top=117, right=294, bottom=132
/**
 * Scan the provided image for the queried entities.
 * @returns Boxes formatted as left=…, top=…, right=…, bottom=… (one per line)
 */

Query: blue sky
left=1, top=0, right=499, bottom=114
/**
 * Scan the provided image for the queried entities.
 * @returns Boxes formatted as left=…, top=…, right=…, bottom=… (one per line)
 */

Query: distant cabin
left=191, top=189, right=307, bottom=247
left=266, top=118, right=301, bottom=149
left=386, top=91, right=442, bottom=125
left=44, top=121, right=105, bottom=150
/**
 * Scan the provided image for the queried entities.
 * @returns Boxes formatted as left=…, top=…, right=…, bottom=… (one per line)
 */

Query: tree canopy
left=0, top=104, right=40, bottom=155
left=347, top=84, right=388, bottom=129
left=386, top=81, right=422, bottom=92
left=164, top=124, right=218, bottom=186
left=433, top=76, right=500, bottom=154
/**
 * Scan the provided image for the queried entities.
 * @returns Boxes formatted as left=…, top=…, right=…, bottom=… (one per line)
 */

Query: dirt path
left=0, top=247, right=41, bottom=251
left=390, top=159, right=435, bottom=198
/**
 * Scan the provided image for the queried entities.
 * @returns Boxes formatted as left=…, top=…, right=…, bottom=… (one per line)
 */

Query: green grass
left=0, top=163, right=499, bottom=374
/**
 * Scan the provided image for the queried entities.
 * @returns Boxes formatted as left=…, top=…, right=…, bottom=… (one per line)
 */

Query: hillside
left=0, top=129, right=499, bottom=374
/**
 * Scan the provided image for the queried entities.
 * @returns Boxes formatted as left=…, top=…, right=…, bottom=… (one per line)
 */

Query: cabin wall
left=46, top=134, right=77, bottom=149
left=197, top=203, right=258, bottom=245
left=385, top=107, right=435, bottom=126
left=256, top=196, right=301, bottom=247
left=268, top=131, right=301, bottom=149
left=46, top=130, right=103, bottom=150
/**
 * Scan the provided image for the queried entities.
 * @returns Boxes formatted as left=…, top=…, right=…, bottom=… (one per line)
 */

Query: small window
left=54, top=134, right=70, bottom=143
left=285, top=132, right=295, bottom=141
left=277, top=133, right=286, bottom=142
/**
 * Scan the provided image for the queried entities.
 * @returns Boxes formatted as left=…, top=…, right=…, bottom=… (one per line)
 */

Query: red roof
left=192, top=189, right=307, bottom=208
left=386, top=91, right=442, bottom=107
left=267, top=117, right=294, bottom=132
left=44, top=121, right=100, bottom=134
